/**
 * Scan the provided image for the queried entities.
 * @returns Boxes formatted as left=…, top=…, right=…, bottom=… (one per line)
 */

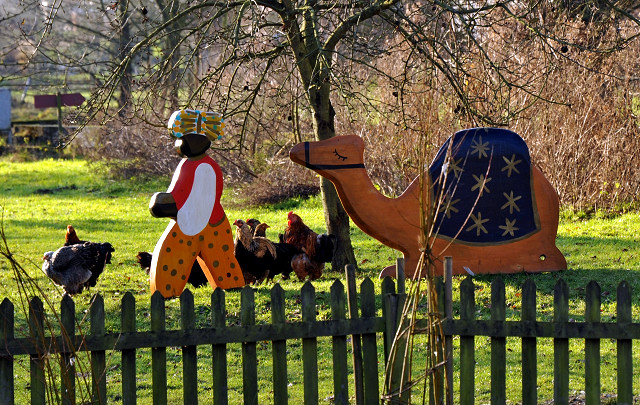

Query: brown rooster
left=281, top=211, right=336, bottom=281
left=64, top=225, right=84, bottom=245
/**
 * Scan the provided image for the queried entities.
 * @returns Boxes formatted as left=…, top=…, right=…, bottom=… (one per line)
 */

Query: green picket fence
left=0, top=265, right=399, bottom=405
left=1, top=258, right=639, bottom=404
left=431, top=275, right=636, bottom=405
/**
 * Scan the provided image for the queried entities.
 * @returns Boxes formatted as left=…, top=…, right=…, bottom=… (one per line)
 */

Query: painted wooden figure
left=149, top=110, right=244, bottom=298
left=289, top=128, right=567, bottom=279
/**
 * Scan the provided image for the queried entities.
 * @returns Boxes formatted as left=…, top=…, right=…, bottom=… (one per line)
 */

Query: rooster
left=42, top=242, right=114, bottom=295
left=64, top=225, right=83, bottom=246
left=281, top=211, right=336, bottom=281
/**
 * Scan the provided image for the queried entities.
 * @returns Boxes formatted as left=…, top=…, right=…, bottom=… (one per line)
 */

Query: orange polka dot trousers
left=150, top=215, right=245, bottom=298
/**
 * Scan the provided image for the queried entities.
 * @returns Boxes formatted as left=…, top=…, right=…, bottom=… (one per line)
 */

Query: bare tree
left=7, top=0, right=638, bottom=272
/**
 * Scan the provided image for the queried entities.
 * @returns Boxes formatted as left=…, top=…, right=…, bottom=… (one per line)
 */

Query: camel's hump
left=429, top=127, right=538, bottom=245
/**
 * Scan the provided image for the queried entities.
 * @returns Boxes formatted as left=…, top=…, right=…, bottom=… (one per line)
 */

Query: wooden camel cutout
left=289, top=128, right=567, bottom=279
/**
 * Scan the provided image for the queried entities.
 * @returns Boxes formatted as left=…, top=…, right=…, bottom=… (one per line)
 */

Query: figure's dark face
left=175, top=133, right=211, bottom=157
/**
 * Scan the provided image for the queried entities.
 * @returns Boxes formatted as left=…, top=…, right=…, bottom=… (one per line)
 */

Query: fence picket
left=121, top=292, right=137, bottom=405
left=0, top=298, right=14, bottom=405
left=459, top=276, right=475, bottom=405
left=444, top=257, right=453, bottom=405
left=360, top=278, right=380, bottom=405
left=380, top=276, right=396, bottom=364
left=211, top=288, right=228, bottom=405
left=382, top=259, right=410, bottom=404
left=302, top=282, right=319, bottom=405
left=60, top=295, right=75, bottom=405
left=181, top=290, right=198, bottom=405
left=585, top=281, right=601, bottom=405
left=29, top=296, right=45, bottom=405
left=522, top=279, right=537, bottom=405
left=330, top=280, right=349, bottom=405
left=271, top=284, right=288, bottom=405
left=431, top=277, right=445, bottom=405
left=345, top=264, right=364, bottom=405
left=490, top=278, right=505, bottom=405
left=90, top=294, right=106, bottom=405
left=617, top=281, right=632, bottom=405
left=241, top=286, right=258, bottom=405
left=553, top=279, right=569, bottom=405
left=151, top=291, right=167, bottom=405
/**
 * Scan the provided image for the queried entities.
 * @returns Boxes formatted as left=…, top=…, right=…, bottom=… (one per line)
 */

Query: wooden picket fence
left=1, top=258, right=639, bottom=404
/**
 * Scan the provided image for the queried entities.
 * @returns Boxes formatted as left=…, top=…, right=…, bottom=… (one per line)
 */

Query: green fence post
left=585, top=281, right=601, bottom=405
left=181, top=290, right=198, bottom=404
left=617, top=281, right=633, bottom=405
left=553, top=279, right=569, bottom=405
left=330, top=280, right=349, bottom=405
left=60, top=295, right=75, bottom=405
left=459, top=277, right=475, bottom=405
left=0, top=298, right=14, bottom=405
left=490, top=278, right=505, bottom=405
left=212, top=288, right=228, bottom=405
left=121, top=292, right=137, bottom=405
left=346, top=264, right=364, bottom=405
left=151, top=291, right=167, bottom=405
left=302, top=282, right=318, bottom=405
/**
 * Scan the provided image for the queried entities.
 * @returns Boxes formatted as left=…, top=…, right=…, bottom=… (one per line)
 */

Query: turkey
left=42, top=242, right=115, bottom=295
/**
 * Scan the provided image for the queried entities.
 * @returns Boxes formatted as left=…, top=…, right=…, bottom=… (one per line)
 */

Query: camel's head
left=289, top=135, right=365, bottom=179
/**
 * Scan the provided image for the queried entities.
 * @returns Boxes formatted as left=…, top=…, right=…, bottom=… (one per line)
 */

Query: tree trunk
left=313, top=93, right=358, bottom=272
left=320, top=177, right=357, bottom=272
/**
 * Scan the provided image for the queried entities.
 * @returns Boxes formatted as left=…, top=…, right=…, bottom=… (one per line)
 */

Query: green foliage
left=0, top=158, right=638, bottom=403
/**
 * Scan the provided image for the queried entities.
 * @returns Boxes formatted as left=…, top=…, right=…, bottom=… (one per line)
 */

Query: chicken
left=136, top=251, right=209, bottom=288
left=60, top=225, right=115, bottom=289
left=64, top=224, right=84, bottom=245
left=233, top=219, right=273, bottom=284
left=253, top=222, right=269, bottom=238
left=246, top=218, right=263, bottom=236
left=270, top=242, right=301, bottom=281
left=234, top=219, right=301, bottom=283
left=281, top=211, right=337, bottom=281
left=235, top=219, right=277, bottom=259
left=42, top=242, right=114, bottom=295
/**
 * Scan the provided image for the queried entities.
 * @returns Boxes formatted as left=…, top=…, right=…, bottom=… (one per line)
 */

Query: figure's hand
left=149, top=192, right=177, bottom=218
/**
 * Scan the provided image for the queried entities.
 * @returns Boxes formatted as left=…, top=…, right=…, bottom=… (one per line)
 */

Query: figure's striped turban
left=168, top=109, right=224, bottom=140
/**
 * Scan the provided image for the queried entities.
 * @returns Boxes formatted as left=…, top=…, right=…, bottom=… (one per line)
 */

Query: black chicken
left=42, top=242, right=114, bottom=295
left=233, top=219, right=274, bottom=284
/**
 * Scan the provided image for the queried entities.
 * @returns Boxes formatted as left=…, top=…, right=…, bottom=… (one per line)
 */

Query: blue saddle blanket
left=429, top=128, right=540, bottom=245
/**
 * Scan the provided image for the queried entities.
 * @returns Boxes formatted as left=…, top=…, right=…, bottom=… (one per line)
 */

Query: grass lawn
left=1, top=157, right=639, bottom=403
